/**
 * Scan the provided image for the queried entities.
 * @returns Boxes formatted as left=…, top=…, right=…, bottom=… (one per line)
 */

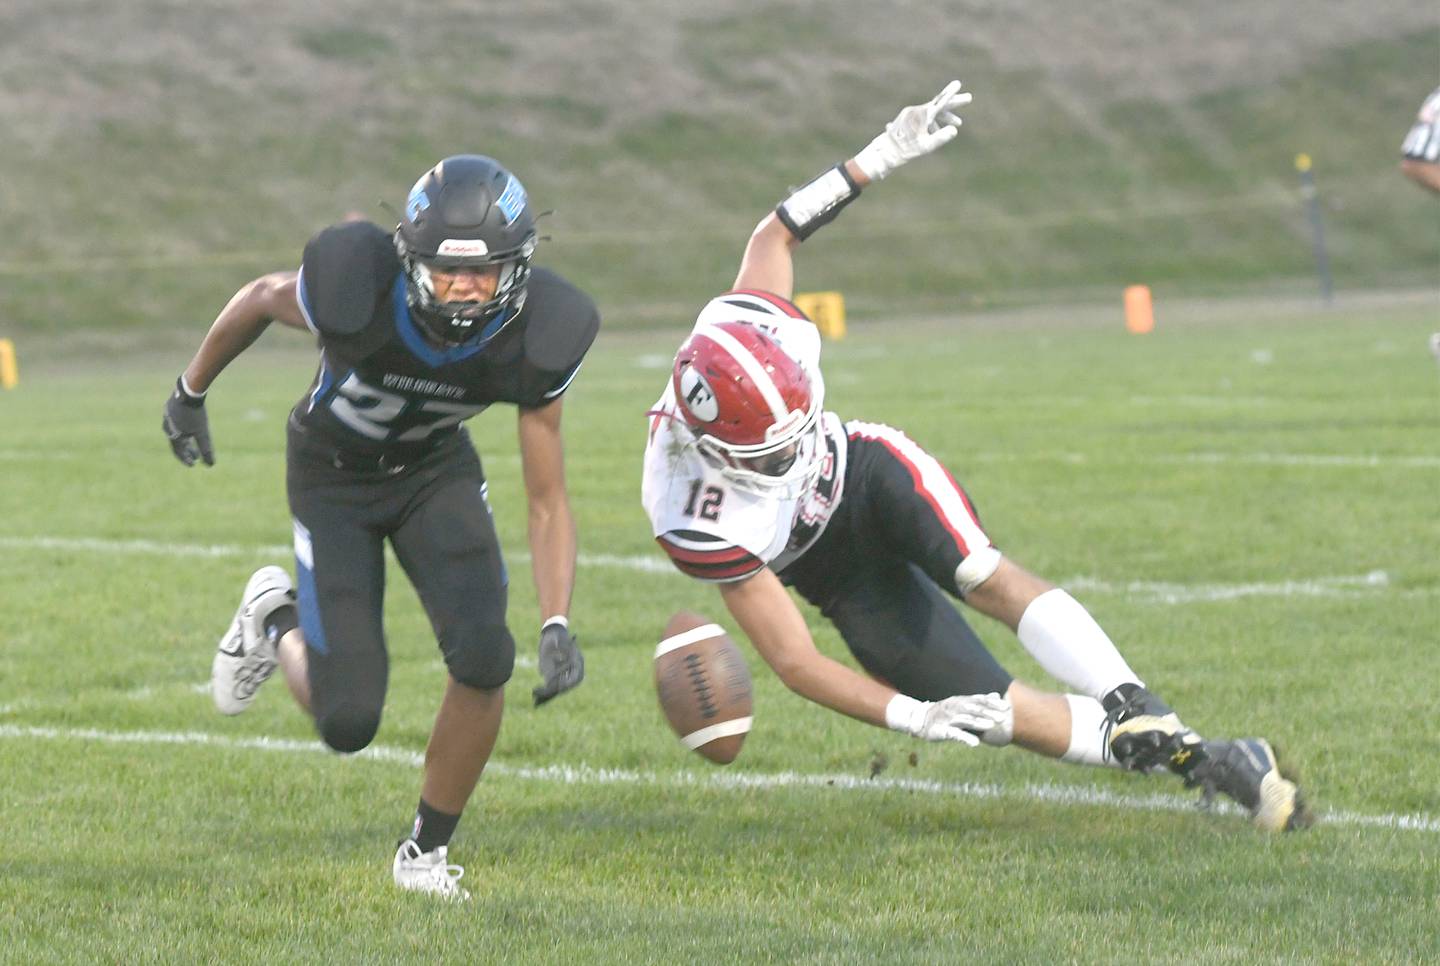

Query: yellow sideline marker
left=795, top=291, right=846, bottom=340
left=0, top=338, right=17, bottom=389
left=1124, top=285, right=1154, bottom=335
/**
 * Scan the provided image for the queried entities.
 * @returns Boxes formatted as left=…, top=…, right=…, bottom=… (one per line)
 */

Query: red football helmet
left=671, top=320, right=825, bottom=496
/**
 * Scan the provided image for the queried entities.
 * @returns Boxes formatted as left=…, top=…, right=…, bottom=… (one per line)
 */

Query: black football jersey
left=292, top=221, right=599, bottom=455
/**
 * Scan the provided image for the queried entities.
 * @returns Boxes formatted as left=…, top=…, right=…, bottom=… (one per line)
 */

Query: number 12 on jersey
left=683, top=481, right=724, bottom=521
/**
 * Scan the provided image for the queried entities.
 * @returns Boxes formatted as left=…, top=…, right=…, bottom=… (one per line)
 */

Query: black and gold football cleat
left=1187, top=738, right=1312, bottom=832
left=1101, top=683, right=1204, bottom=773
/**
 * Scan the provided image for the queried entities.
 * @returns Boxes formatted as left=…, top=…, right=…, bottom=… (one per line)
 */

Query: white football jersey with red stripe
left=642, top=291, right=845, bottom=582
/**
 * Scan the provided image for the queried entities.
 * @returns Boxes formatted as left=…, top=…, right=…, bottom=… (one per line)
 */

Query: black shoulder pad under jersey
left=522, top=267, right=601, bottom=373
left=299, top=221, right=402, bottom=336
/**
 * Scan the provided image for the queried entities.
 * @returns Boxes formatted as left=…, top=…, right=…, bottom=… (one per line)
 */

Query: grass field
left=2, top=295, right=1439, bottom=962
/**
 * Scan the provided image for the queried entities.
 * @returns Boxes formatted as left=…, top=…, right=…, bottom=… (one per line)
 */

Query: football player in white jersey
left=642, top=82, right=1308, bottom=832
left=1400, top=85, right=1440, bottom=194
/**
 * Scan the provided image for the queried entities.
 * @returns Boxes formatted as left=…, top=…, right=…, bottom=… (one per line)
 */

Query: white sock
left=1016, top=589, right=1141, bottom=701
left=1062, top=694, right=1121, bottom=768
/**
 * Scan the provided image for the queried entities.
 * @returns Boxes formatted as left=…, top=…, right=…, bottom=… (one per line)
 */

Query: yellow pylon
left=795, top=291, right=846, bottom=340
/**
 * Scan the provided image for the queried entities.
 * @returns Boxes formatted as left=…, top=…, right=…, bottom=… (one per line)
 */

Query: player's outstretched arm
left=163, top=271, right=307, bottom=467
left=519, top=398, right=584, bottom=705
left=1400, top=158, right=1440, bottom=194
left=718, top=568, right=1005, bottom=744
left=732, top=80, right=973, bottom=298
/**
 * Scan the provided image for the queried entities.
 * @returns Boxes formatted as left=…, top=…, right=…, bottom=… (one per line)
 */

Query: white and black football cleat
left=1188, top=738, right=1311, bottom=832
left=393, top=839, right=470, bottom=900
left=1101, top=683, right=1204, bottom=773
left=211, top=565, right=295, bottom=715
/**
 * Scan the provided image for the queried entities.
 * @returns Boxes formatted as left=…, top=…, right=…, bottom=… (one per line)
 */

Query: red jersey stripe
left=656, top=534, right=757, bottom=567
left=847, top=424, right=985, bottom=557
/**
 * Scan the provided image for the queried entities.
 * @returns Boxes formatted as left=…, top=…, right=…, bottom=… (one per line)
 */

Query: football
left=654, top=611, right=754, bottom=764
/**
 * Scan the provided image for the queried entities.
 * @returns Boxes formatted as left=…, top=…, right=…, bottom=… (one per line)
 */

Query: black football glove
left=163, top=376, right=214, bottom=467
left=532, top=621, right=584, bottom=706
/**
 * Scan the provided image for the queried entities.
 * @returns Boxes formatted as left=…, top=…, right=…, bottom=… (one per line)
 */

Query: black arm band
left=775, top=163, right=862, bottom=242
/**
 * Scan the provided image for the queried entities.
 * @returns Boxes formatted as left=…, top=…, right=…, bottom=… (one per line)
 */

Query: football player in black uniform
left=163, top=155, right=598, bottom=898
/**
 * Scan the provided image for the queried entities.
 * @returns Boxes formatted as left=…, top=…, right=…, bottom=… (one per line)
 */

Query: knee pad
left=443, top=624, right=516, bottom=690
left=317, top=705, right=383, bottom=754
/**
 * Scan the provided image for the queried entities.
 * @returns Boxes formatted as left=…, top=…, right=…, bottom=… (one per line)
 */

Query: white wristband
left=179, top=374, right=207, bottom=400
left=884, top=693, right=925, bottom=735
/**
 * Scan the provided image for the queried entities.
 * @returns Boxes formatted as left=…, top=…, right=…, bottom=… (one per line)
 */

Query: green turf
left=1, top=297, right=1437, bottom=961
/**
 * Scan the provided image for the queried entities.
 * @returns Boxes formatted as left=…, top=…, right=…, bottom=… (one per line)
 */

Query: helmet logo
left=678, top=366, right=719, bottom=422
left=495, top=175, right=528, bottom=225
left=406, top=186, right=430, bottom=222
left=438, top=239, right=491, bottom=257
left=768, top=409, right=804, bottom=441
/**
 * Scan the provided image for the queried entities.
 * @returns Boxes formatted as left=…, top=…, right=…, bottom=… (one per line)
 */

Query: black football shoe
left=1187, top=738, right=1311, bottom=832
left=1102, top=683, right=1205, bottom=774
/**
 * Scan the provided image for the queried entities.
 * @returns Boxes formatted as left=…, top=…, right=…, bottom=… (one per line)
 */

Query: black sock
left=411, top=798, right=461, bottom=854
left=263, top=605, right=298, bottom=644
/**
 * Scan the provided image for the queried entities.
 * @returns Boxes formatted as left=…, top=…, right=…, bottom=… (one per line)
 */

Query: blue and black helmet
left=394, top=154, right=537, bottom=347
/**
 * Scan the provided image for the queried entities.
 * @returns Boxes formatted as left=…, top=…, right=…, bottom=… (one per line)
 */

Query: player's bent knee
left=317, top=705, right=383, bottom=753
left=444, top=625, right=516, bottom=690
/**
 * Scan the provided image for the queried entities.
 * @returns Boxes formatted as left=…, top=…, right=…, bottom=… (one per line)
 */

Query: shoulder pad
left=299, top=221, right=401, bottom=336
left=522, top=267, right=600, bottom=372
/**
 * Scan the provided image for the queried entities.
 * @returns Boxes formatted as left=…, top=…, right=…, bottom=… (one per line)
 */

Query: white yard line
left=968, top=451, right=1440, bottom=469
left=0, top=722, right=1433, bottom=834
left=0, top=535, right=1420, bottom=601
left=1065, top=571, right=1392, bottom=604
left=0, top=535, right=292, bottom=559
left=0, top=535, right=672, bottom=572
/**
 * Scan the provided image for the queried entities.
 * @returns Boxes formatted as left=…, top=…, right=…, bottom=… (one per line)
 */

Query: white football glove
left=853, top=80, right=972, bottom=181
left=886, top=692, right=1011, bottom=746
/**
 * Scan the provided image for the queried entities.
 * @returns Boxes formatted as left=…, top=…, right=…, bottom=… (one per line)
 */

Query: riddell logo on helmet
left=766, top=410, right=804, bottom=441
left=678, top=367, right=719, bottom=422
left=438, top=239, right=491, bottom=257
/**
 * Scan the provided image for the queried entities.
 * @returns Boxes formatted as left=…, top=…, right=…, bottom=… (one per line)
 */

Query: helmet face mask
left=672, top=321, right=826, bottom=499
left=394, top=155, right=537, bottom=347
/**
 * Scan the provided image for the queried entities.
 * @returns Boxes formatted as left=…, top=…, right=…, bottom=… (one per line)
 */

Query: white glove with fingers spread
left=854, top=80, right=972, bottom=181
left=886, top=691, right=1011, bottom=745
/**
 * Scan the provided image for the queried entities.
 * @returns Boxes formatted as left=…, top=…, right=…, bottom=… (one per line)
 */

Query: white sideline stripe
left=2, top=535, right=1420, bottom=601
left=681, top=716, right=753, bottom=750
left=654, top=624, right=725, bottom=658
left=0, top=723, right=1434, bottom=834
